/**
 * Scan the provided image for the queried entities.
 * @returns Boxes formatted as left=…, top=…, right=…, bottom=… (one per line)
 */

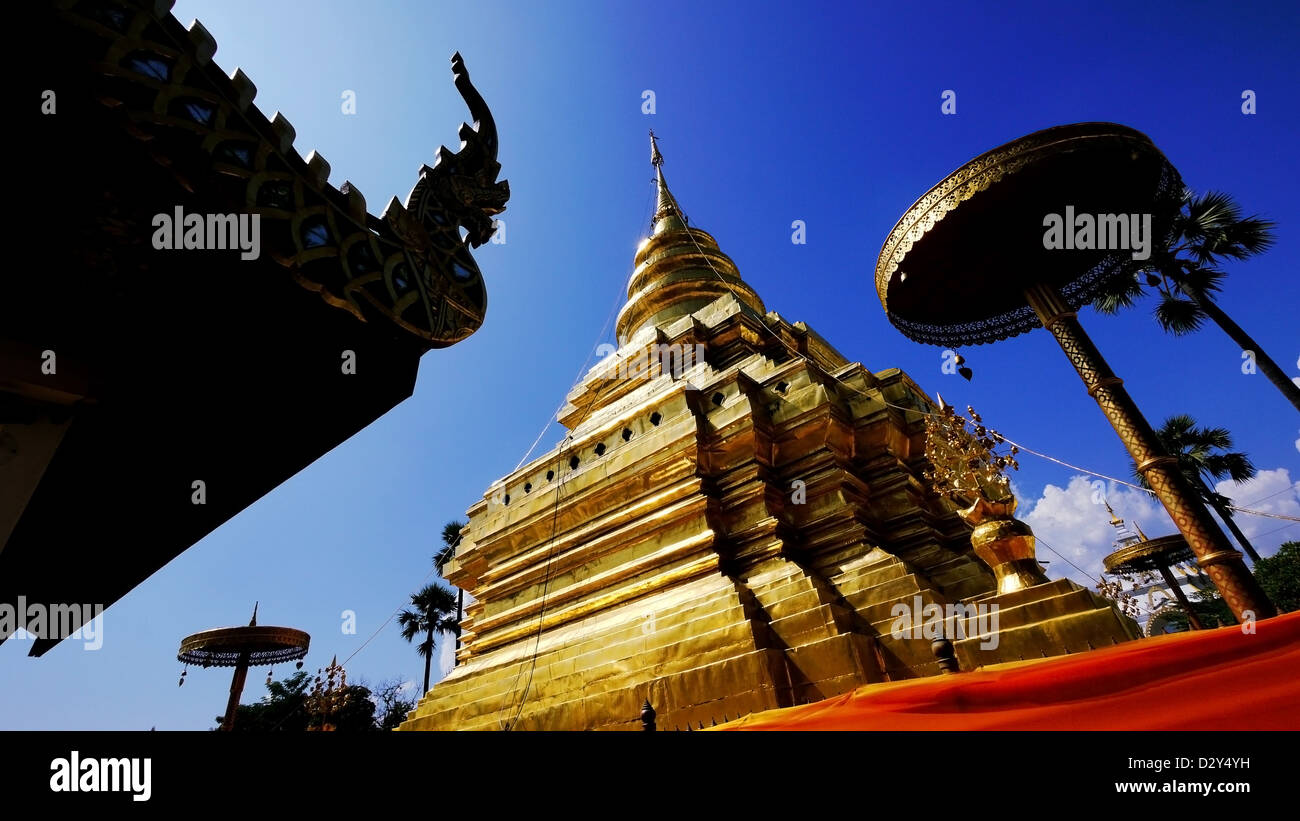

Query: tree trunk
left=454, top=588, right=464, bottom=664
left=1186, top=286, right=1300, bottom=413
left=1206, top=492, right=1263, bottom=563
left=422, top=624, right=433, bottom=694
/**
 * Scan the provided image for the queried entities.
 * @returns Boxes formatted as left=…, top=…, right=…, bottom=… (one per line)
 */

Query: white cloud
left=436, top=636, right=455, bottom=683
left=1211, top=468, right=1300, bottom=558
left=435, top=590, right=476, bottom=684
left=1019, top=476, right=1169, bottom=588
left=1014, top=468, right=1300, bottom=590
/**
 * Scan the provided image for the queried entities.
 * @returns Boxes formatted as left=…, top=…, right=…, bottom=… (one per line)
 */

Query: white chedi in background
left=1096, top=504, right=1216, bottom=636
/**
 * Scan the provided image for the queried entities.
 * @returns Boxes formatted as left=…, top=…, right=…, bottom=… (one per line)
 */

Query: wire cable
left=495, top=194, right=655, bottom=728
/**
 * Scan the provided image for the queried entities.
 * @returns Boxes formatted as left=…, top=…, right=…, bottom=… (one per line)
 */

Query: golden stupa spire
left=614, top=133, right=764, bottom=343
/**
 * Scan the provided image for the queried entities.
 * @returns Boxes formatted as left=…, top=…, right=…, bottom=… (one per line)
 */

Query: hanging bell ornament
left=295, top=661, right=304, bottom=670
left=954, top=353, right=973, bottom=381
left=178, top=669, right=187, bottom=687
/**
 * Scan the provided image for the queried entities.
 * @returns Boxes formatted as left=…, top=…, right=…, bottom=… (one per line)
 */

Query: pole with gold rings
left=1024, top=281, right=1274, bottom=623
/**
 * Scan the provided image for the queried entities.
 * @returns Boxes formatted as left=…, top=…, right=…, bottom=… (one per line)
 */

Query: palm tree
left=1093, top=189, right=1299, bottom=413
left=397, top=583, right=460, bottom=695
left=433, top=520, right=466, bottom=661
left=1134, top=414, right=1262, bottom=563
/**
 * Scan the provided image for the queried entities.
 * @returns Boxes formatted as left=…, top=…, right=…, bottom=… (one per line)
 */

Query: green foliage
left=329, top=684, right=378, bottom=732
left=1092, top=188, right=1276, bottom=328
left=218, top=671, right=405, bottom=732
left=1159, top=588, right=1235, bottom=632
left=399, top=578, right=461, bottom=693
left=434, top=519, right=466, bottom=573
left=219, top=670, right=312, bottom=732
left=1255, top=541, right=1300, bottom=613
left=397, top=583, right=461, bottom=659
left=1159, top=542, right=1299, bottom=629
left=1155, top=291, right=1206, bottom=335
left=1135, top=414, right=1255, bottom=505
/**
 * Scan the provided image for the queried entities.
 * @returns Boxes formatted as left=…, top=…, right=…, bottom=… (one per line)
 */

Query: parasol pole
left=1024, top=281, right=1273, bottom=624
left=221, top=650, right=250, bottom=731
left=1157, top=565, right=1205, bottom=630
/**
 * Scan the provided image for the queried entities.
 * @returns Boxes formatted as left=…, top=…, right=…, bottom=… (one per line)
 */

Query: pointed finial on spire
left=249, top=602, right=258, bottom=626
left=1104, top=502, right=1143, bottom=549
left=648, top=130, right=683, bottom=226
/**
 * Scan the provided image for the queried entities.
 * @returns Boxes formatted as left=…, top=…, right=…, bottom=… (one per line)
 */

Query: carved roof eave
left=59, top=0, right=508, bottom=349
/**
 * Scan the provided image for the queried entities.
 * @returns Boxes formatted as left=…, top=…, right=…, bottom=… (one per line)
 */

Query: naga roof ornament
left=59, top=1, right=508, bottom=347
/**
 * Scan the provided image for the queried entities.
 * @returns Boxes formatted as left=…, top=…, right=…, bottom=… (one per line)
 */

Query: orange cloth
left=723, top=610, right=1300, bottom=730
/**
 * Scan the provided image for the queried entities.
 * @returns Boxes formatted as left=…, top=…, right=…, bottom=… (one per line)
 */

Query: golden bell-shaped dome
left=614, top=134, right=764, bottom=343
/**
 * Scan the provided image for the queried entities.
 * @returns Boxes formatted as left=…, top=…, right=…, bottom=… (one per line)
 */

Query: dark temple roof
left=1, top=0, right=508, bottom=654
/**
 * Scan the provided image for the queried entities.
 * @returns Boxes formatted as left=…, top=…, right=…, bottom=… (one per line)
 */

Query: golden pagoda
left=400, top=137, right=1137, bottom=731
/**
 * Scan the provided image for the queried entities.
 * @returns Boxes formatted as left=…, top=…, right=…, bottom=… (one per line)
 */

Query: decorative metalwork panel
left=178, top=625, right=310, bottom=667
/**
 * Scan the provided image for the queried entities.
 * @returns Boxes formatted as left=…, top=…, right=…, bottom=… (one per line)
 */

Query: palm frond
left=1161, top=414, right=1197, bottom=434
left=397, top=609, right=424, bottom=643
left=1187, top=190, right=1240, bottom=228
left=399, top=583, right=459, bottom=646
left=1218, top=215, right=1277, bottom=259
left=1194, top=425, right=1233, bottom=449
left=1174, top=264, right=1224, bottom=297
left=1092, top=272, right=1148, bottom=314
left=441, top=521, right=465, bottom=547
left=1201, top=488, right=1235, bottom=510
left=433, top=544, right=455, bottom=573
left=1204, top=451, right=1256, bottom=484
left=435, top=614, right=462, bottom=638
left=1153, top=293, right=1206, bottom=335
left=413, top=635, right=434, bottom=660
left=1184, top=191, right=1276, bottom=263
left=1132, top=463, right=1152, bottom=490
left=434, top=520, right=467, bottom=573
left=1146, top=414, right=1255, bottom=509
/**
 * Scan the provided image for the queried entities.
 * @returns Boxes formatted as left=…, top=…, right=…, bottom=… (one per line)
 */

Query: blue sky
left=4, top=0, right=1296, bottom=728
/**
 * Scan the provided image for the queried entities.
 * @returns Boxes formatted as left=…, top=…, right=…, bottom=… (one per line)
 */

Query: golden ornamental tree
left=922, top=400, right=1021, bottom=504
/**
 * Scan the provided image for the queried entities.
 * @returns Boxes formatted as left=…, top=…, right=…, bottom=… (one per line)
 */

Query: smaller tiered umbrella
left=178, top=603, right=310, bottom=730
left=1105, top=534, right=1207, bottom=630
